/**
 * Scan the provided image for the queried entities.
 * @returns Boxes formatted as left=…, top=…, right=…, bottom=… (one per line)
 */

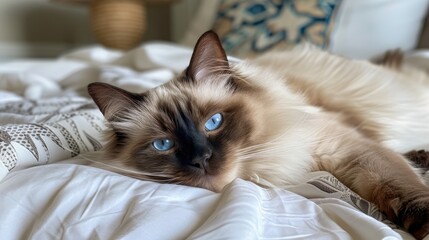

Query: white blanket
left=0, top=164, right=411, bottom=239
left=0, top=42, right=421, bottom=239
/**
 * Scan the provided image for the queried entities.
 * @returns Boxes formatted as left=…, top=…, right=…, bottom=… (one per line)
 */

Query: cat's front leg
left=315, top=132, right=429, bottom=239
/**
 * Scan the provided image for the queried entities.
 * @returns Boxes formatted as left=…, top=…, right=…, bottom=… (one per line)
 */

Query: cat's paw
left=399, top=198, right=429, bottom=240
left=404, top=150, right=429, bottom=170
left=379, top=49, right=404, bottom=70
left=414, top=224, right=429, bottom=240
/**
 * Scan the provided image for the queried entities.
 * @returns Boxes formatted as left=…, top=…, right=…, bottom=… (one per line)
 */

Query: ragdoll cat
left=88, top=31, right=429, bottom=239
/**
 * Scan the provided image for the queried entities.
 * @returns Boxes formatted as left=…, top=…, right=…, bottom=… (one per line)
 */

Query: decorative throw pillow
left=213, top=0, right=341, bottom=57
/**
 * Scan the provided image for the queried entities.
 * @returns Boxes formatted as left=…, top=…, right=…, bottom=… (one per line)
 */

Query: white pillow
left=330, top=0, right=429, bottom=59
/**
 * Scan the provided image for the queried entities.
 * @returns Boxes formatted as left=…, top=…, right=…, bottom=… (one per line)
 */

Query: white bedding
left=0, top=42, right=422, bottom=239
left=0, top=164, right=411, bottom=239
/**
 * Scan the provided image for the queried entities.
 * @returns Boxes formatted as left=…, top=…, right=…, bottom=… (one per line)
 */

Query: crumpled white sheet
left=0, top=42, right=189, bottom=100
left=0, top=163, right=412, bottom=240
left=0, top=41, right=240, bottom=100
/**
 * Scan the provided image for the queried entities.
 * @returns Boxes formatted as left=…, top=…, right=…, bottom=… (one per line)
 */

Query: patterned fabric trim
left=0, top=98, right=105, bottom=176
left=305, top=174, right=399, bottom=230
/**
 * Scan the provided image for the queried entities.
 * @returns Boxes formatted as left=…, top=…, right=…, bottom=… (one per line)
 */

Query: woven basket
left=90, top=0, right=146, bottom=50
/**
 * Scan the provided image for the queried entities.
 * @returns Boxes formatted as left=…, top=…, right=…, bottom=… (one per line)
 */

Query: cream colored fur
left=231, top=45, right=429, bottom=189
left=239, top=45, right=429, bottom=152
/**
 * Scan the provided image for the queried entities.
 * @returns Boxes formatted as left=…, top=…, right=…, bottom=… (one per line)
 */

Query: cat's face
left=88, top=31, right=262, bottom=191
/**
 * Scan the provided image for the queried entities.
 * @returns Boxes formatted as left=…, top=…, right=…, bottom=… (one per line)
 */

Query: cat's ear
left=187, top=30, right=229, bottom=81
left=87, top=82, right=144, bottom=121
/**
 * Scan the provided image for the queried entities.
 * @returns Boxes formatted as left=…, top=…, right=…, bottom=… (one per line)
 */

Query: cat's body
left=88, top=31, right=429, bottom=239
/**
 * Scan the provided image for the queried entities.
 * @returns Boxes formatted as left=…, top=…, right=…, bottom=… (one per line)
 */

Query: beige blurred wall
left=0, top=0, right=93, bottom=57
left=170, top=0, right=199, bottom=42
left=0, top=0, right=199, bottom=58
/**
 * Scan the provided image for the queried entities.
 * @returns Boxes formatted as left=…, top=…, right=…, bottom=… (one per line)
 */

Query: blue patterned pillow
left=213, top=0, right=341, bottom=57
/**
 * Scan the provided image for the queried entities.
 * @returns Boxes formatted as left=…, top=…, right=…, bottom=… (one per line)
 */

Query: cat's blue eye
left=205, top=113, right=223, bottom=131
left=153, top=139, right=174, bottom=151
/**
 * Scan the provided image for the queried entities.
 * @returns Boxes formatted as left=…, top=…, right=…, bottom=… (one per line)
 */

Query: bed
left=2, top=40, right=429, bottom=239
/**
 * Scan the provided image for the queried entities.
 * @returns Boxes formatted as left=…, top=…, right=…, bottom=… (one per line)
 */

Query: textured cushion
left=213, top=0, right=341, bottom=57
